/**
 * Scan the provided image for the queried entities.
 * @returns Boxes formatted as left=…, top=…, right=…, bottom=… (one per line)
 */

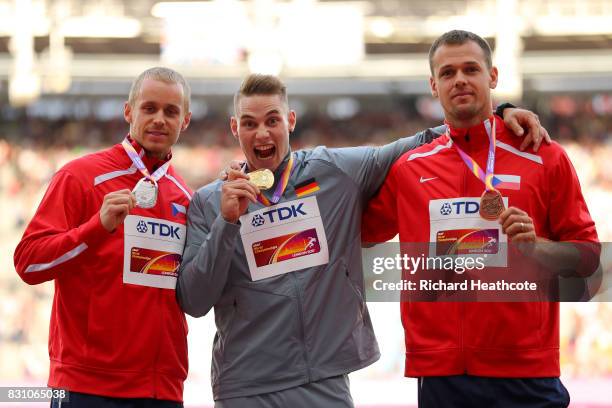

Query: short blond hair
left=234, top=74, right=288, bottom=114
left=128, top=67, right=191, bottom=112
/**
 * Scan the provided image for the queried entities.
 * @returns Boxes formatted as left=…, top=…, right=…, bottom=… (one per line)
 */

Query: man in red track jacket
left=362, top=30, right=599, bottom=407
left=14, top=67, right=192, bottom=408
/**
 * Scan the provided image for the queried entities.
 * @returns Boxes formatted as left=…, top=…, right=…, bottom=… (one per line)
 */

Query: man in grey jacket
left=177, top=74, right=547, bottom=407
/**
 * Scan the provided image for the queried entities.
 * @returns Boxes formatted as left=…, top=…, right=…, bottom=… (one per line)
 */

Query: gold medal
left=479, top=189, right=505, bottom=220
left=248, top=169, right=274, bottom=190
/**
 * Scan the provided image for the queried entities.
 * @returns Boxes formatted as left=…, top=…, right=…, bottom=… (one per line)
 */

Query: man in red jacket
left=14, top=67, right=193, bottom=408
left=362, top=30, right=599, bottom=407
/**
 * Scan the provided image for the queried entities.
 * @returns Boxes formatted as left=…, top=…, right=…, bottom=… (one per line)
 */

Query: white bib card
left=240, top=196, right=329, bottom=281
left=123, top=215, right=186, bottom=289
left=429, top=197, right=509, bottom=267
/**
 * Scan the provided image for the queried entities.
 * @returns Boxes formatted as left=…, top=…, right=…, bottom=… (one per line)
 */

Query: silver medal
left=132, top=177, right=158, bottom=208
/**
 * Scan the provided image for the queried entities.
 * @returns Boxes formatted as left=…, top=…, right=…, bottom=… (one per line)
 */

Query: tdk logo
left=440, top=201, right=479, bottom=215
left=136, top=220, right=148, bottom=233
left=440, top=203, right=452, bottom=215
left=251, top=214, right=265, bottom=227
left=252, top=203, right=306, bottom=227
left=135, top=220, right=180, bottom=239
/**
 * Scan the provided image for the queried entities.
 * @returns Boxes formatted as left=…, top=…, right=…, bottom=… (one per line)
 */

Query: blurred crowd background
left=0, top=0, right=611, bottom=406
left=1, top=93, right=611, bottom=406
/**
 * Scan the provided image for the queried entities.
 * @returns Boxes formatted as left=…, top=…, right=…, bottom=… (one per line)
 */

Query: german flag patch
left=295, top=178, right=320, bottom=197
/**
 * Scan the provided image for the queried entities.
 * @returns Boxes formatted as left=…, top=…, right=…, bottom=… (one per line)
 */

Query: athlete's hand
left=100, top=189, right=136, bottom=232
left=499, top=206, right=536, bottom=242
left=221, top=170, right=260, bottom=223
left=502, top=108, right=551, bottom=152
left=219, top=160, right=245, bottom=181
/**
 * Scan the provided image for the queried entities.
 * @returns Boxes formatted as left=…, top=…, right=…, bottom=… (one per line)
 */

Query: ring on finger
left=520, top=222, right=525, bottom=232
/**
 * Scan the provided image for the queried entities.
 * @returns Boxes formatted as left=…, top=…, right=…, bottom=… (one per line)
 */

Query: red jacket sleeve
left=361, top=160, right=400, bottom=243
left=546, top=145, right=600, bottom=276
left=14, top=170, right=109, bottom=285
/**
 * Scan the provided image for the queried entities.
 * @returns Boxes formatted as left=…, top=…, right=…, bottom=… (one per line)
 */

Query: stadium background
left=0, top=0, right=610, bottom=406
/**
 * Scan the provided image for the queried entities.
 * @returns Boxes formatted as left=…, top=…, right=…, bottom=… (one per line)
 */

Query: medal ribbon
left=449, top=117, right=498, bottom=191
left=257, top=153, right=295, bottom=206
left=121, top=137, right=170, bottom=183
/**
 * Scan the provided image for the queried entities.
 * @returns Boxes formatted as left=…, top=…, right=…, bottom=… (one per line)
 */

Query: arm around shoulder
left=361, top=160, right=401, bottom=244
left=320, top=124, right=447, bottom=201
left=359, top=124, right=446, bottom=198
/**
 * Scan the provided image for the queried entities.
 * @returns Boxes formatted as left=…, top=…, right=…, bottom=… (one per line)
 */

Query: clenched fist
left=221, top=170, right=260, bottom=224
left=100, top=189, right=136, bottom=232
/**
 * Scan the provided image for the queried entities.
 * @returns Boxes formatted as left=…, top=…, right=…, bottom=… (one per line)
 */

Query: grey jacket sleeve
left=176, top=189, right=240, bottom=317
left=322, top=125, right=446, bottom=200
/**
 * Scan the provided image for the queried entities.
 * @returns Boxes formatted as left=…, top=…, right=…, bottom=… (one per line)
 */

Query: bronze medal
left=479, top=189, right=505, bottom=220
left=248, top=169, right=274, bottom=190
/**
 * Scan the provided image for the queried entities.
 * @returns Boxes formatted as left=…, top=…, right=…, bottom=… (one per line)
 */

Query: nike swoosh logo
left=420, top=176, right=438, bottom=183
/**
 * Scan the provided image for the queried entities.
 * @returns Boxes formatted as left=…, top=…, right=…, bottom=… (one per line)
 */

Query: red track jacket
left=362, top=116, right=599, bottom=378
left=14, top=139, right=191, bottom=401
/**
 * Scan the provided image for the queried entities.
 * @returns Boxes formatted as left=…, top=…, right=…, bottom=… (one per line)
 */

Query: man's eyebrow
left=438, top=60, right=480, bottom=71
left=239, top=109, right=281, bottom=120
left=264, top=109, right=282, bottom=116
left=140, top=100, right=181, bottom=109
left=438, top=64, right=453, bottom=71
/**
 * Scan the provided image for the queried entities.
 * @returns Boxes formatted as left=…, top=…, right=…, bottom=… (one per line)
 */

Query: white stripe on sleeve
left=25, top=243, right=88, bottom=273
left=94, top=165, right=138, bottom=186
left=496, top=141, right=543, bottom=165
left=408, top=140, right=453, bottom=161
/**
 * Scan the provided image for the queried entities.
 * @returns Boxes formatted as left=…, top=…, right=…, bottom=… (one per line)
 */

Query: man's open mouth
left=255, top=145, right=275, bottom=159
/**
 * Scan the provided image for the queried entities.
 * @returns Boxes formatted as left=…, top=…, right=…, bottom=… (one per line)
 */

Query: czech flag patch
left=493, top=174, right=521, bottom=190
left=171, top=202, right=187, bottom=217
left=295, top=178, right=320, bottom=197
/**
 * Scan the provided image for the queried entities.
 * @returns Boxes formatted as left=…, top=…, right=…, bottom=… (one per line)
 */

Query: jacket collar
left=125, top=134, right=172, bottom=172
left=445, top=115, right=504, bottom=152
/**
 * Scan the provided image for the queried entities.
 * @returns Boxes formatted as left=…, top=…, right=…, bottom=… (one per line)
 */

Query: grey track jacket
left=177, top=127, right=442, bottom=400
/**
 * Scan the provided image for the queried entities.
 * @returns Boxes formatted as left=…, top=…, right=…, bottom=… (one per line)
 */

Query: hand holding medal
left=499, top=206, right=536, bottom=242
left=219, top=162, right=274, bottom=190
left=220, top=154, right=295, bottom=222
left=99, top=189, right=136, bottom=232
left=220, top=165, right=261, bottom=223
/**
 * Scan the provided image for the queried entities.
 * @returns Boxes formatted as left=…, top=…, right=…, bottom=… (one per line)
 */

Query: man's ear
left=123, top=102, right=132, bottom=124
left=429, top=76, right=439, bottom=98
left=181, top=111, right=192, bottom=131
left=288, top=110, right=297, bottom=132
left=230, top=116, right=239, bottom=140
left=489, top=66, right=499, bottom=90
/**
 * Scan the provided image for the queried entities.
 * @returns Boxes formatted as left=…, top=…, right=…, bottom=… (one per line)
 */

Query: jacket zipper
left=460, top=158, right=468, bottom=373
left=290, top=272, right=312, bottom=382
left=459, top=138, right=483, bottom=373
left=151, top=288, right=163, bottom=398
